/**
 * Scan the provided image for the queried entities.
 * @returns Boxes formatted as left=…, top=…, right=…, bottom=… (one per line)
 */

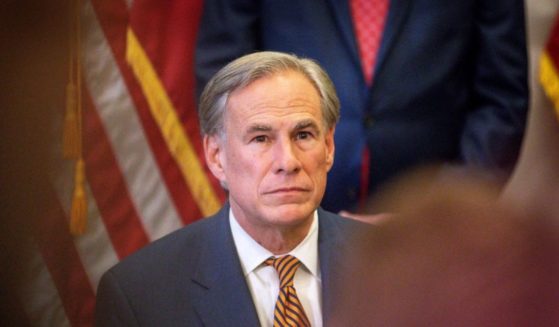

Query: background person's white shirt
left=230, top=209, right=322, bottom=327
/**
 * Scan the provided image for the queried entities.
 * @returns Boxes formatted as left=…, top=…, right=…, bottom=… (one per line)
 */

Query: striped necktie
left=266, top=255, right=311, bottom=327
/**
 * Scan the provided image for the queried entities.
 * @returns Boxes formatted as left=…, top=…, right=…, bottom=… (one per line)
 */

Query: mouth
left=265, top=187, right=310, bottom=195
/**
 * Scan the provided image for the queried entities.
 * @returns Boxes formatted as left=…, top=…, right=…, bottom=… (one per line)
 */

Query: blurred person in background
left=1, top=0, right=67, bottom=325
left=331, top=169, right=559, bottom=326
left=344, top=0, right=559, bottom=224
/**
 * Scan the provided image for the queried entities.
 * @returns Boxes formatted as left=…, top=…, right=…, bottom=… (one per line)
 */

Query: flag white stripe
left=75, top=184, right=120, bottom=290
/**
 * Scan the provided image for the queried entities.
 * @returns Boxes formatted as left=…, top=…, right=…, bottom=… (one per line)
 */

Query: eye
left=295, top=131, right=313, bottom=140
left=252, top=135, right=268, bottom=143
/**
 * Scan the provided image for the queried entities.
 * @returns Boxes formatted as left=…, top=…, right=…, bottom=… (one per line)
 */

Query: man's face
left=204, top=71, right=335, bottom=234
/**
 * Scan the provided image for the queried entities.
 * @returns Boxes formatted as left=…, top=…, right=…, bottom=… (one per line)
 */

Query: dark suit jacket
left=195, top=0, right=528, bottom=212
left=95, top=205, right=365, bottom=326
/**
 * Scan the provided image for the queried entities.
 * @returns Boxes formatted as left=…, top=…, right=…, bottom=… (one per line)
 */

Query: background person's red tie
left=350, top=0, right=389, bottom=85
left=350, top=0, right=389, bottom=206
left=266, top=255, right=311, bottom=327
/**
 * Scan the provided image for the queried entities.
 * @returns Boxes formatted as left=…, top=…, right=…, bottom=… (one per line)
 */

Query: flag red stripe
left=36, top=186, right=96, bottom=327
left=129, top=1, right=204, bottom=154
left=84, top=91, right=150, bottom=258
left=90, top=0, right=216, bottom=225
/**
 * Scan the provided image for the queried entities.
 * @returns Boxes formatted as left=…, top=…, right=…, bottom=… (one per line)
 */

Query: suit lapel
left=317, top=209, right=350, bottom=327
left=374, top=0, right=411, bottom=80
left=191, top=206, right=260, bottom=327
left=325, top=0, right=362, bottom=71
left=188, top=207, right=360, bottom=326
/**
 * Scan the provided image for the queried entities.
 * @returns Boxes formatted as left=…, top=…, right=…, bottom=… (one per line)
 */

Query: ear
left=325, top=127, right=335, bottom=171
left=203, top=134, right=227, bottom=184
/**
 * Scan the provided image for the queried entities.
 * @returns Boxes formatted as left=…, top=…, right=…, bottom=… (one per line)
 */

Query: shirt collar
left=229, top=209, right=320, bottom=278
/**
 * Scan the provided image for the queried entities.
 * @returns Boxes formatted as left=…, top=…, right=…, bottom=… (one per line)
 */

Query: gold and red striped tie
left=266, top=255, right=311, bottom=327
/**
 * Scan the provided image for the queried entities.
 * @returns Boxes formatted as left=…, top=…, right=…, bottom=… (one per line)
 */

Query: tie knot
left=265, top=255, right=302, bottom=288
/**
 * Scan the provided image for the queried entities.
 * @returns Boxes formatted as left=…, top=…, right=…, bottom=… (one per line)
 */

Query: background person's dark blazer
left=195, top=0, right=528, bottom=212
left=95, top=204, right=365, bottom=326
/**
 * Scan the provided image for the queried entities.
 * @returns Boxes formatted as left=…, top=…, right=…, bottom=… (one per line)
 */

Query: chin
left=267, top=202, right=316, bottom=223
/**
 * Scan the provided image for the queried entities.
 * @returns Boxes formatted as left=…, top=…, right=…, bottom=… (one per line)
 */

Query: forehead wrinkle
left=247, top=103, right=315, bottom=115
left=242, top=95, right=319, bottom=112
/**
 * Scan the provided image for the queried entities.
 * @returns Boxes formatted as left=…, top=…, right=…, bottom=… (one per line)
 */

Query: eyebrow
left=246, top=124, right=272, bottom=134
left=294, top=119, right=320, bottom=133
left=244, top=119, right=321, bottom=135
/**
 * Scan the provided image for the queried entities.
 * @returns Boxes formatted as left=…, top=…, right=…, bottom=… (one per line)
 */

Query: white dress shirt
left=229, top=209, right=322, bottom=327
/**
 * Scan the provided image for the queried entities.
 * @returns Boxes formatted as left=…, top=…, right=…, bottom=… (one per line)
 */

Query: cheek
left=306, top=151, right=331, bottom=183
left=310, top=148, right=330, bottom=168
left=224, top=151, right=259, bottom=184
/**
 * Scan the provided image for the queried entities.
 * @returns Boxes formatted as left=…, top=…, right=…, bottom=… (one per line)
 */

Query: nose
left=273, top=137, right=301, bottom=175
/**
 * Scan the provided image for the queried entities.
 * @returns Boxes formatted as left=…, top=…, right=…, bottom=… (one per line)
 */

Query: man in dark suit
left=195, top=0, right=529, bottom=213
left=95, top=52, right=367, bottom=326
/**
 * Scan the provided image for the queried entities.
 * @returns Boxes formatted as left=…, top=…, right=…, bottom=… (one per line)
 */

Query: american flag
left=11, top=1, right=225, bottom=325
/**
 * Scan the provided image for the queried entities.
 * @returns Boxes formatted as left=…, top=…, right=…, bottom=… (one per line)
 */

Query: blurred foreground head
left=332, top=168, right=559, bottom=326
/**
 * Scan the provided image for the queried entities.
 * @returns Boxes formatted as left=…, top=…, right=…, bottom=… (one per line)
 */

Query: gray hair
left=198, top=51, right=340, bottom=136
